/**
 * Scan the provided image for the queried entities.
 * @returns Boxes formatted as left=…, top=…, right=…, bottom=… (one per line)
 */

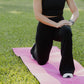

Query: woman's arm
left=67, top=0, right=79, bottom=23
left=33, top=0, right=71, bottom=28
left=33, top=0, right=58, bottom=28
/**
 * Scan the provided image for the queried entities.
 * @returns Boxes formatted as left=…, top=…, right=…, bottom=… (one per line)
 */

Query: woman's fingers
left=56, top=20, right=72, bottom=28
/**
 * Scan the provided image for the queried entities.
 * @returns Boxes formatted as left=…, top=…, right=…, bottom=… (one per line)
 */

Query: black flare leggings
left=31, top=16, right=75, bottom=75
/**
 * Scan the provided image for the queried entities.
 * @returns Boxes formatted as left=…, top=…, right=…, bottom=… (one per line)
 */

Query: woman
left=30, top=0, right=79, bottom=78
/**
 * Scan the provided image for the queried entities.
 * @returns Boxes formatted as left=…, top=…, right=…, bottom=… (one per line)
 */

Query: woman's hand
left=56, top=20, right=72, bottom=28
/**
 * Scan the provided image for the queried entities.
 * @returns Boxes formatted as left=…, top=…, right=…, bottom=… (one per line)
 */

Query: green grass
left=0, top=0, right=84, bottom=84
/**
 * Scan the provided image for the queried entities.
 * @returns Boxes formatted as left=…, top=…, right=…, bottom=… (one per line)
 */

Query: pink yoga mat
left=13, top=46, right=84, bottom=84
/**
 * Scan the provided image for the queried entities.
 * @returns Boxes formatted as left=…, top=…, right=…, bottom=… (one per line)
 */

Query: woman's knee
left=37, top=60, right=48, bottom=65
left=37, top=59, right=48, bottom=65
left=37, top=56, right=49, bottom=65
left=61, top=25, right=72, bottom=37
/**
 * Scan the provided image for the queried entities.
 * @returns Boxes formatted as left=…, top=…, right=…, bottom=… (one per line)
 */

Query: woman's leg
left=31, top=22, right=53, bottom=65
left=53, top=25, right=75, bottom=76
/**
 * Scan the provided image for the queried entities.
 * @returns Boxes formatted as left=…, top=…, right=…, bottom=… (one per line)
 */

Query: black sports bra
left=42, top=0, right=66, bottom=16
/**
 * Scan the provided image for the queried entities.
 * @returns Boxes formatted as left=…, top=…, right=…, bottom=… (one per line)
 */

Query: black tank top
left=42, top=0, right=66, bottom=16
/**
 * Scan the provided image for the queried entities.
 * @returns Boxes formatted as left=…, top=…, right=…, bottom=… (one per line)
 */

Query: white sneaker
left=63, top=73, right=73, bottom=78
left=31, top=55, right=34, bottom=59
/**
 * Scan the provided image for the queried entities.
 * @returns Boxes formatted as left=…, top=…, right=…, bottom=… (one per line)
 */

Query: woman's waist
left=38, top=15, right=64, bottom=27
left=43, top=14, right=64, bottom=20
left=43, top=15, right=58, bottom=18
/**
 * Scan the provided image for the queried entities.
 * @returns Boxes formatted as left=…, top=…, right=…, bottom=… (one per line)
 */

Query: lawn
left=0, top=0, right=84, bottom=84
